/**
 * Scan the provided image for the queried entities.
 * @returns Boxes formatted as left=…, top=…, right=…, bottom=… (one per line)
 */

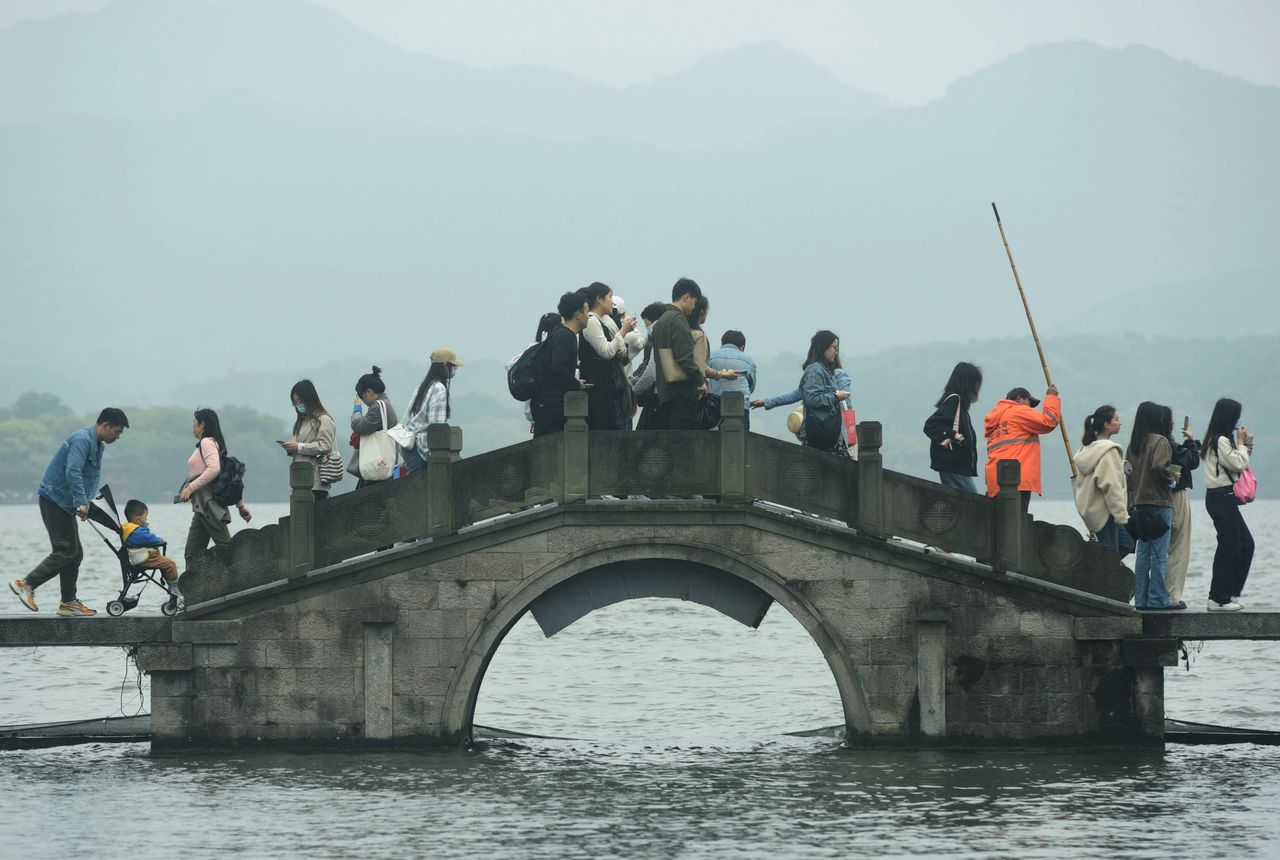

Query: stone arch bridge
left=36, top=393, right=1180, bottom=749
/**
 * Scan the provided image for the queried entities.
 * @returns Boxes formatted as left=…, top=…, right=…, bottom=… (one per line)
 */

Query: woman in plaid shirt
left=401, top=348, right=464, bottom=474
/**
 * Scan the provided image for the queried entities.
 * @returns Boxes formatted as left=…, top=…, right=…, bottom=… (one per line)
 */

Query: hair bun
left=371, top=365, right=382, bottom=375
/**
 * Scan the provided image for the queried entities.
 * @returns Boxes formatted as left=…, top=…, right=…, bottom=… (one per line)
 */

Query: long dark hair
left=1127, top=401, right=1172, bottom=457
left=1202, top=397, right=1242, bottom=459
left=355, top=365, right=386, bottom=396
left=290, top=379, right=329, bottom=436
left=535, top=312, right=561, bottom=343
left=408, top=363, right=453, bottom=419
left=803, top=330, right=841, bottom=372
left=935, top=362, right=982, bottom=408
left=1081, top=404, right=1117, bottom=446
left=194, top=407, right=228, bottom=454
left=691, top=296, right=709, bottom=332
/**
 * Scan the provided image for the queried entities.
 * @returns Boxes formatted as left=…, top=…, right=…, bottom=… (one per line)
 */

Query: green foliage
left=0, top=396, right=292, bottom=504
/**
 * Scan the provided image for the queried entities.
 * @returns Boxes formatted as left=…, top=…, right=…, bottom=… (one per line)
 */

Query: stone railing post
left=994, top=459, right=1023, bottom=572
left=562, top=391, right=589, bottom=503
left=448, top=426, right=464, bottom=462
left=856, top=421, right=884, bottom=538
left=426, top=423, right=455, bottom=537
left=288, top=460, right=315, bottom=579
left=719, top=391, right=746, bottom=504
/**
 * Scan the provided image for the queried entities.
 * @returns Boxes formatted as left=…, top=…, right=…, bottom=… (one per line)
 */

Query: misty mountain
left=0, top=0, right=889, bottom=146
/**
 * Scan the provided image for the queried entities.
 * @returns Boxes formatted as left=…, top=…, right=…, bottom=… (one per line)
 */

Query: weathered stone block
left=866, top=693, right=911, bottom=726
left=138, top=643, right=193, bottom=671
left=150, top=670, right=193, bottom=698
left=195, top=667, right=235, bottom=696
left=1074, top=616, right=1143, bottom=640
left=324, top=639, right=363, bottom=666
left=392, top=695, right=444, bottom=732
left=1020, top=667, right=1080, bottom=695
left=264, top=639, right=326, bottom=669
left=987, top=695, right=1020, bottom=723
left=860, top=663, right=918, bottom=694
left=1018, top=611, right=1075, bottom=638
left=171, top=620, right=242, bottom=644
left=402, top=609, right=467, bottom=639
left=438, top=580, right=496, bottom=611
left=151, top=695, right=192, bottom=729
left=193, top=695, right=234, bottom=724
left=868, top=636, right=914, bottom=665
left=294, top=610, right=350, bottom=641
left=240, top=613, right=294, bottom=641
left=234, top=668, right=297, bottom=697
left=392, top=637, right=442, bottom=674
left=385, top=577, right=439, bottom=608
left=438, top=637, right=467, bottom=668
left=465, top=552, right=525, bottom=580
left=295, top=667, right=356, bottom=696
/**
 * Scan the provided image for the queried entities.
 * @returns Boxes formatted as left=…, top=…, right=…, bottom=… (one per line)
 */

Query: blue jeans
left=938, top=471, right=977, bottom=493
left=1096, top=516, right=1135, bottom=559
left=1133, top=506, right=1174, bottom=608
left=402, top=445, right=426, bottom=475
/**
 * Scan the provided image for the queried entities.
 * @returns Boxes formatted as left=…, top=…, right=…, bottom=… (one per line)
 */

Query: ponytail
left=1081, top=405, right=1116, bottom=446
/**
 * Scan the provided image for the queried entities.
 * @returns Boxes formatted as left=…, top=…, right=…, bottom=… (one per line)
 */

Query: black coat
left=924, top=394, right=978, bottom=476
left=1172, top=436, right=1201, bottom=491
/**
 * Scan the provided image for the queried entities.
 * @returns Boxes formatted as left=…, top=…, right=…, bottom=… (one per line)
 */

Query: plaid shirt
left=405, top=381, right=450, bottom=454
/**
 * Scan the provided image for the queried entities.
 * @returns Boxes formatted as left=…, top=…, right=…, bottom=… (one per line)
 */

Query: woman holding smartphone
left=280, top=379, right=337, bottom=500
left=1202, top=398, right=1254, bottom=612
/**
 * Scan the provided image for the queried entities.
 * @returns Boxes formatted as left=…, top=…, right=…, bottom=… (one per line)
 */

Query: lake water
left=1, top=499, right=1277, bottom=859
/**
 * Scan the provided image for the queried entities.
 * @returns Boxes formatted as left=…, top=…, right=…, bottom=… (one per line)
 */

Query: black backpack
left=210, top=450, right=247, bottom=507
left=508, top=341, right=545, bottom=402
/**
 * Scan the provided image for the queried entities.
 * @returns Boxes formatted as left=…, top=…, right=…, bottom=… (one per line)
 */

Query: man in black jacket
left=532, top=290, right=590, bottom=437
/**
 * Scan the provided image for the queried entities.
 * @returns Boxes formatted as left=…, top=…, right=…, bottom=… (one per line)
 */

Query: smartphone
left=1182, top=415, right=1190, bottom=432
left=172, top=495, right=183, bottom=504
left=275, top=440, right=287, bottom=445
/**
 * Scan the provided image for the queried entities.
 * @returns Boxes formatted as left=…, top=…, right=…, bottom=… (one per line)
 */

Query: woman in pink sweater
left=179, top=408, right=251, bottom=572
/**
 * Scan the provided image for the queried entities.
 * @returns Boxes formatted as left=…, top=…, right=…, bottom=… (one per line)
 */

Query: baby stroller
left=86, top=485, right=182, bottom=617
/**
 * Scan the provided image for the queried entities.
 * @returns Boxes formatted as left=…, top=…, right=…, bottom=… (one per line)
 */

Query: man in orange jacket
left=984, top=384, right=1062, bottom=510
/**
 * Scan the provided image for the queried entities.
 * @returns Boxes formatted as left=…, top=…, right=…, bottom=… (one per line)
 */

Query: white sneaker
left=1206, top=600, right=1243, bottom=612
left=1232, top=596, right=1244, bottom=608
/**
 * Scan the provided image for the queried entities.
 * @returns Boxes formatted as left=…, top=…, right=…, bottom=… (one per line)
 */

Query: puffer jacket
left=1072, top=439, right=1129, bottom=533
left=983, top=395, right=1062, bottom=496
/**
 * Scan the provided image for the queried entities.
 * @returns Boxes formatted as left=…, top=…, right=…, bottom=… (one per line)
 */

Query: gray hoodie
left=1073, top=439, right=1129, bottom=534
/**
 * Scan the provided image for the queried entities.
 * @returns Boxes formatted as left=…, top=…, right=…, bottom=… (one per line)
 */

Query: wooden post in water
left=719, top=391, right=746, bottom=504
left=287, top=460, right=315, bottom=579
left=426, top=423, right=455, bottom=537
left=563, top=392, right=589, bottom=503
left=856, top=421, right=884, bottom=538
left=994, top=459, right=1024, bottom=572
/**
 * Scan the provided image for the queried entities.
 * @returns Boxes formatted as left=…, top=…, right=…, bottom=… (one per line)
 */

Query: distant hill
left=2, top=6, right=1278, bottom=414
left=0, top=0, right=889, bottom=146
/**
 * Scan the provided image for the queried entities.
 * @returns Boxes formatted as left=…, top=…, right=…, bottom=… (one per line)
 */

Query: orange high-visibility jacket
left=983, top=395, right=1062, bottom=496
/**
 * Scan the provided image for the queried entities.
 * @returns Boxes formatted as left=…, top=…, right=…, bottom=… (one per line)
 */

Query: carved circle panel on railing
left=783, top=458, right=820, bottom=497
left=490, top=458, right=527, bottom=500
left=351, top=497, right=393, bottom=540
left=919, top=496, right=960, bottom=535
left=229, top=526, right=276, bottom=578
left=637, top=445, right=674, bottom=483
left=1038, top=524, right=1086, bottom=571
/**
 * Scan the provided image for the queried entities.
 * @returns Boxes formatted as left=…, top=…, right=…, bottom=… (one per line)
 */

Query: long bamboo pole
left=991, top=202, right=1077, bottom=479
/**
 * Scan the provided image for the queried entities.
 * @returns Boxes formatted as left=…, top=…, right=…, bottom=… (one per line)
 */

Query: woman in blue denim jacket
left=797, top=331, right=850, bottom=453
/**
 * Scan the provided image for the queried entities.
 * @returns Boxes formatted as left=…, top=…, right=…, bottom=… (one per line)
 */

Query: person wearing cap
left=580, top=281, right=636, bottom=431
left=983, top=384, right=1062, bottom=510
left=401, top=348, right=464, bottom=475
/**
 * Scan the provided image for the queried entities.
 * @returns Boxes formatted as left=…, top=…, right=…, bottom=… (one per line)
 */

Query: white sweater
left=1204, top=436, right=1251, bottom=489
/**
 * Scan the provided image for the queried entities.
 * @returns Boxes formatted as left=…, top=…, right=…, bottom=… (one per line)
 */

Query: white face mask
left=295, top=404, right=307, bottom=416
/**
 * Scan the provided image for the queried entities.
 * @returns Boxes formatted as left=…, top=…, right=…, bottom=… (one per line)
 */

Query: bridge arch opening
left=446, top=541, right=871, bottom=743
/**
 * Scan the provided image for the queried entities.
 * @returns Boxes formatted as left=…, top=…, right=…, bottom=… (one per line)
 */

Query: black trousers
left=26, top=496, right=83, bottom=602
left=531, top=398, right=567, bottom=437
left=656, top=397, right=697, bottom=431
left=1206, top=486, right=1254, bottom=603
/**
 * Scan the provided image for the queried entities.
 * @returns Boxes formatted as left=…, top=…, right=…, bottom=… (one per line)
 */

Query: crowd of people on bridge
left=8, top=278, right=1257, bottom=618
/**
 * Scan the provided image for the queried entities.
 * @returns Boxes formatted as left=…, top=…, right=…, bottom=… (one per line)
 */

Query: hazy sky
left=2, top=0, right=1278, bottom=103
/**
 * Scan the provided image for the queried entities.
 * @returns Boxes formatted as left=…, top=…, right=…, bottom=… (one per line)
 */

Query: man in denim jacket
left=9, top=408, right=128, bottom=617
left=708, top=331, right=757, bottom=431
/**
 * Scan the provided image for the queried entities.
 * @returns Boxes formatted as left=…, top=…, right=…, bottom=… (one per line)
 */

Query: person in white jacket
left=1201, top=397, right=1254, bottom=612
left=1073, top=405, right=1131, bottom=555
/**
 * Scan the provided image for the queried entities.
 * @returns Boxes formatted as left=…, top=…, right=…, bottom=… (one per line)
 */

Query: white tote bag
left=358, top=400, right=400, bottom=481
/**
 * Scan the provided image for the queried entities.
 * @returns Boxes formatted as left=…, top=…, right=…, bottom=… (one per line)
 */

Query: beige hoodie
left=1073, top=439, right=1129, bottom=533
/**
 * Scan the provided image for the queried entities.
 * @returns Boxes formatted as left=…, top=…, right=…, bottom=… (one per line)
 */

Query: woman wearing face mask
left=280, top=379, right=337, bottom=500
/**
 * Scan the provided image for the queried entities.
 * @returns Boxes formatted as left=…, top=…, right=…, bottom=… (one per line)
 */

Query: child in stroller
left=86, top=486, right=184, bottom=616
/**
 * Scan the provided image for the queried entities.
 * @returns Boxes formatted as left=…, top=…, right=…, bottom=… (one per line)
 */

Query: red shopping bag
left=842, top=408, right=858, bottom=447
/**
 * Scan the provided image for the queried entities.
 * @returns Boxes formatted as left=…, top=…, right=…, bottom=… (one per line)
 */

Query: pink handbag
left=842, top=407, right=858, bottom=447
left=1233, top=466, right=1258, bottom=505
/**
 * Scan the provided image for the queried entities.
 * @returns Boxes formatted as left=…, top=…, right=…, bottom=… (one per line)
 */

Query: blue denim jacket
left=38, top=427, right=103, bottom=513
left=707, top=344, right=757, bottom=399
left=761, top=369, right=852, bottom=410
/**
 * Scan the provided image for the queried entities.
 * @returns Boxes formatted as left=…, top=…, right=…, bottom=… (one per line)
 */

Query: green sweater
left=651, top=305, right=703, bottom=403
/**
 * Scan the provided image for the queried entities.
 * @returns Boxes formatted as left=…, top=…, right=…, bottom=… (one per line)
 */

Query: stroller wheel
left=106, top=600, right=126, bottom=617
left=161, top=597, right=181, bottom=617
